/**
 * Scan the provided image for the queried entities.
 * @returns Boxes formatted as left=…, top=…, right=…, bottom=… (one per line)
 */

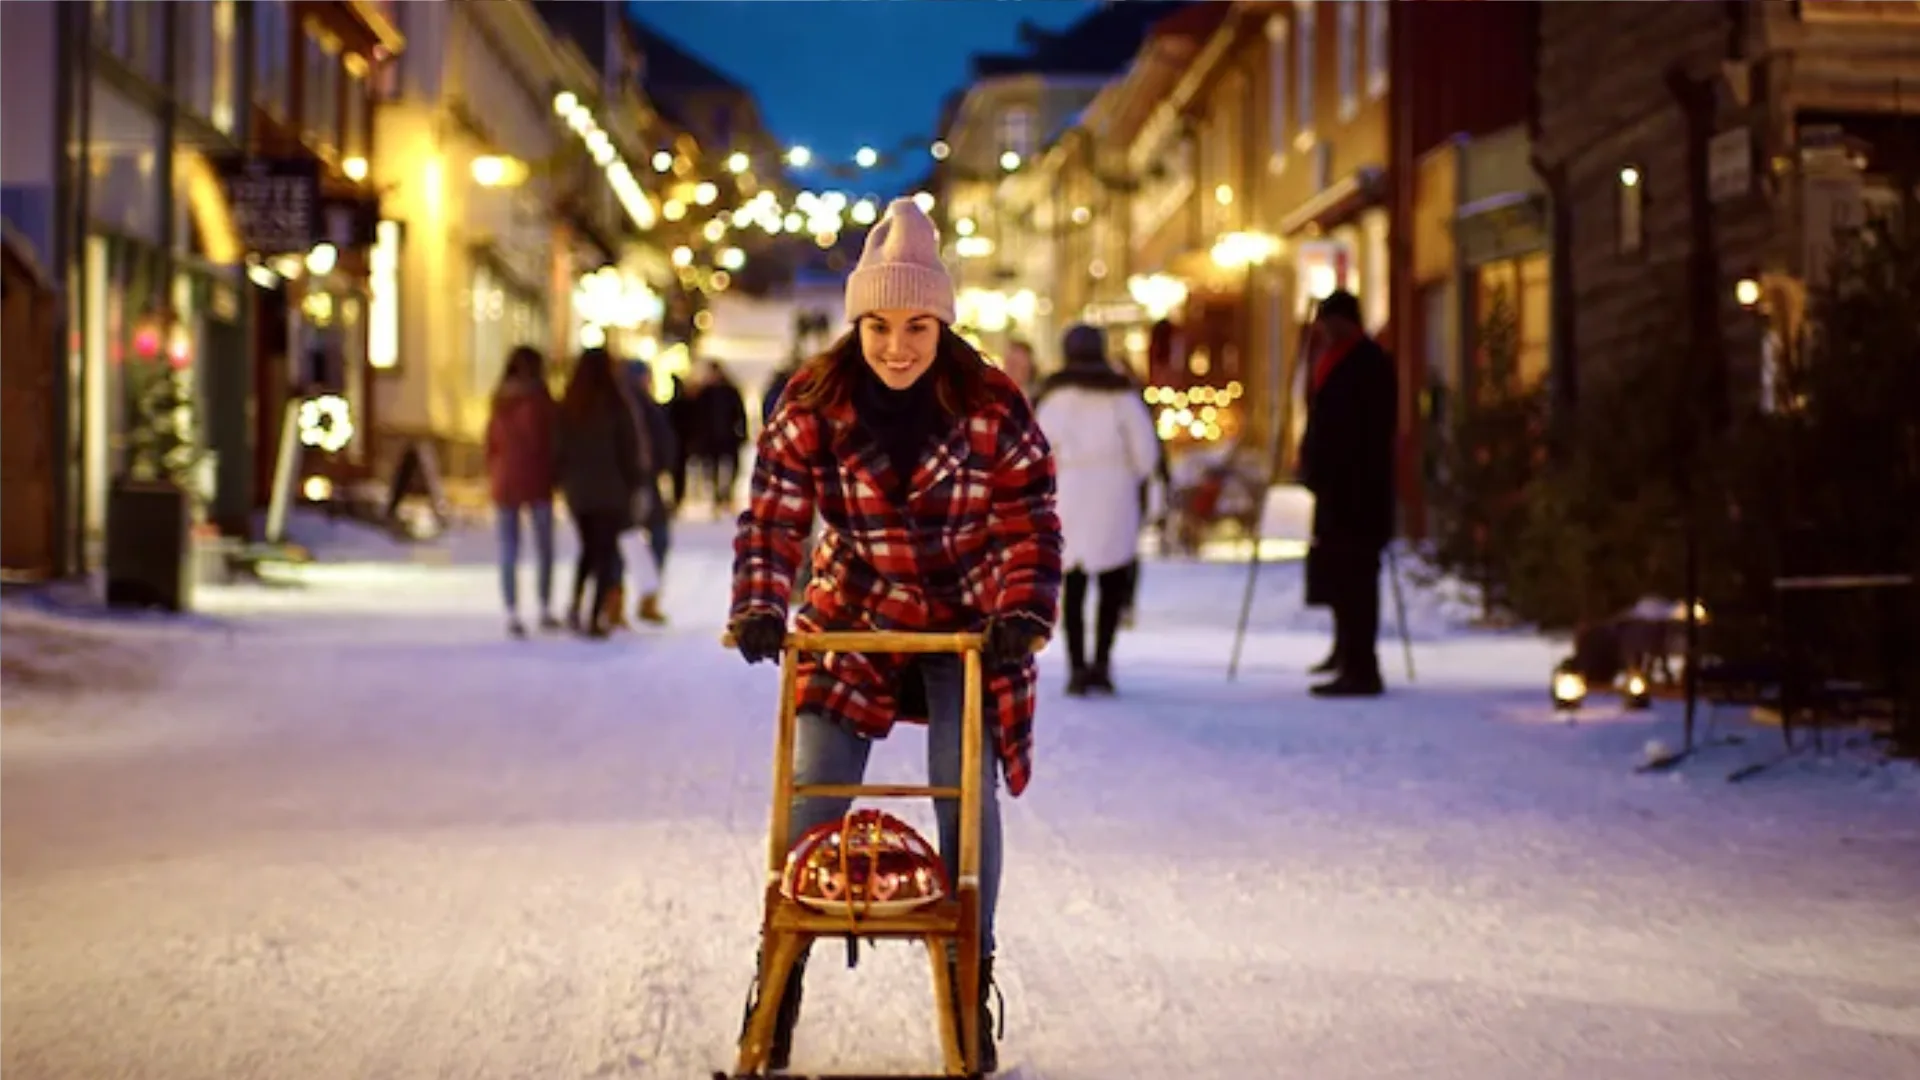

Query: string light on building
left=851, top=199, right=878, bottom=225
left=718, top=246, right=747, bottom=271
left=726, top=151, right=750, bottom=174
left=912, top=191, right=935, bottom=213
left=653, top=150, right=674, bottom=172
left=855, top=146, right=879, bottom=168
left=930, top=140, right=951, bottom=161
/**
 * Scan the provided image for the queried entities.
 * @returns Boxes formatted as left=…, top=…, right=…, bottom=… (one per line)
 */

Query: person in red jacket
left=728, top=197, right=1063, bottom=1073
left=484, top=345, right=558, bottom=638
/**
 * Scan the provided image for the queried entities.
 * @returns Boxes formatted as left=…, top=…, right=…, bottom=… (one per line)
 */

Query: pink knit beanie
left=844, top=198, right=956, bottom=325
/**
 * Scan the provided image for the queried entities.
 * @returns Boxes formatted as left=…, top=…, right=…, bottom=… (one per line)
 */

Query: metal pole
left=1386, top=544, right=1415, bottom=681
left=1229, top=291, right=1316, bottom=680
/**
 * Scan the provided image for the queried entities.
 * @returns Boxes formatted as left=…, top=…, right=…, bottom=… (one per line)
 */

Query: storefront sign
left=216, top=157, right=319, bottom=255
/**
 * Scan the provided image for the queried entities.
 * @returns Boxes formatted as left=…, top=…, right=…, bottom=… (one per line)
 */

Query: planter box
left=105, top=481, right=193, bottom=612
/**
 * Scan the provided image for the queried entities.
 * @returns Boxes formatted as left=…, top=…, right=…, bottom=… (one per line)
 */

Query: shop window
left=253, top=0, right=290, bottom=121
left=1295, top=1, right=1317, bottom=146
left=1337, top=1, right=1359, bottom=121
left=1617, top=165, right=1646, bottom=256
left=86, top=74, right=165, bottom=244
left=1366, top=0, right=1389, bottom=100
left=1472, top=253, right=1551, bottom=392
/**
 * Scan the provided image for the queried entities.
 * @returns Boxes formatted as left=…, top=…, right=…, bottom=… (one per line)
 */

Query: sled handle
left=721, top=629, right=986, bottom=654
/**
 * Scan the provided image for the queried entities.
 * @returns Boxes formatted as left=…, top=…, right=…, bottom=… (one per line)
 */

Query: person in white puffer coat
left=1033, top=324, right=1162, bottom=695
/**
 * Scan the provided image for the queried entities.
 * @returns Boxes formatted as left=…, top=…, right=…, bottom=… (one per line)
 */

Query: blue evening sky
left=629, top=0, right=1100, bottom=195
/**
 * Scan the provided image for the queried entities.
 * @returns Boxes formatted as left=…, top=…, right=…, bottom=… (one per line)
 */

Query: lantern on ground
left=1622, top=668, right=1652, bottom=710
left=1552, top=658, right=1587, bottom=711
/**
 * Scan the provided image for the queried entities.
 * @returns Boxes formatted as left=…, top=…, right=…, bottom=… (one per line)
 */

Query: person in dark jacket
left=484, top=345, right=559, bottom=638
left=622, top=359, right=678, bottom=624
left=1297, top=290, right=1398, bottom=696
left=557, top=347, right=645, bottom=639
left=692, top=360, right=749, bottom=516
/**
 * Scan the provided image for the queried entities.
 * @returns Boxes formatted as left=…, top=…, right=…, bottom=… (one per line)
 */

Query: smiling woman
left=726, top=195, right=1063, bottom=1072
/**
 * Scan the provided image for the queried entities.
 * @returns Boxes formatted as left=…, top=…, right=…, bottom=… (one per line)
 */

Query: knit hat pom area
left=844, top=197, right=957, bottom=326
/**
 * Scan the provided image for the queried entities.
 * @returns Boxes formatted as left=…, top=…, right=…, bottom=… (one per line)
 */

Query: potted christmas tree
left=106, top=310, right=206, bottom=612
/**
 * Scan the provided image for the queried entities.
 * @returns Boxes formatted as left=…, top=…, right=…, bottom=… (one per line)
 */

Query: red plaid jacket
left=731, top=366, right=1063, bottom=796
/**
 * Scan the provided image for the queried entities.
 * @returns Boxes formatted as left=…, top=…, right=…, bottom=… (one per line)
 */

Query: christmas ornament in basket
left=780, top=809, right=948, bottom=917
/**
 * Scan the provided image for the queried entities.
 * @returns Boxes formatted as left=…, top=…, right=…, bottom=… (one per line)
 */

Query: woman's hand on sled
left=983, top=614, right=1048, bottom=667
left=731, top=612, right=788, bottom=665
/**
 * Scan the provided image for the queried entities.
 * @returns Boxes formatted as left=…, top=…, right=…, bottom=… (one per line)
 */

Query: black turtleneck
left=853, top=365, right=944, bottom=503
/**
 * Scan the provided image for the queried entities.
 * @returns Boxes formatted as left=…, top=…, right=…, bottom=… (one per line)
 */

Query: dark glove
left=983, top=614, right=1046, bottom=668
left=731, top=612, right=787, bottom=665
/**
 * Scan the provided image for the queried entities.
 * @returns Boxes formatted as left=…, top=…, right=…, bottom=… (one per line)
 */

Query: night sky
left=629, top=0, right=1100, bottom=196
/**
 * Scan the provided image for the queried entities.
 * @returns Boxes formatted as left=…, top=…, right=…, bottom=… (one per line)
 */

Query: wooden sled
left=718, top=630, right=993, bottom=1079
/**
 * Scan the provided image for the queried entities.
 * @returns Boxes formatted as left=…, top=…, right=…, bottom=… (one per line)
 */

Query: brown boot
left=638, top=592, right=668, bottom=625
left=601, top=584, right=629, bottom=631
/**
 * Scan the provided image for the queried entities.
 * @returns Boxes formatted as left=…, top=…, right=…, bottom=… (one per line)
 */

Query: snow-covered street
left=5, top=517, right=1919, bottom=1080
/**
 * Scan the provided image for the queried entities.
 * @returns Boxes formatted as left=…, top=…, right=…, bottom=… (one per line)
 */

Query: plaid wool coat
left=730, top=365, right=1064, bottom=797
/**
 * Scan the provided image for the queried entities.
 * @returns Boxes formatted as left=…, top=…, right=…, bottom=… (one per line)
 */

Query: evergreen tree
left=123, top=341, right=208, bottom=497
left=1421, top=286, right=1548, bottom=620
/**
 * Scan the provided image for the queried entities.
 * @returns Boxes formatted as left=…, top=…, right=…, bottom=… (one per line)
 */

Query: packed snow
left=4, top=506, right=1918, bottom=1080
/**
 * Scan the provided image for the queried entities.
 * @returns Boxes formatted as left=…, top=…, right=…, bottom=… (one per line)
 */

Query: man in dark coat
left=1297, top=289, right=1398, bottom=697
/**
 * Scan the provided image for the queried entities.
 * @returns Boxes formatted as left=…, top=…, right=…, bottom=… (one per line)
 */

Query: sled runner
left=717, top=629, right=995, bottom=1079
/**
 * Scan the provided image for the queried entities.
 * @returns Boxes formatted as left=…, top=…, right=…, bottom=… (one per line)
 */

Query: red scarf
left=1310, top=336, right=1358, bottom=396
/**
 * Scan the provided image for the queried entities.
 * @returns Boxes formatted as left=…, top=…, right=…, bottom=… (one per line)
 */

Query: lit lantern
left=1622, top=669, right=1653, bottom=710
left=1552, top=658, right=1587, bottom=711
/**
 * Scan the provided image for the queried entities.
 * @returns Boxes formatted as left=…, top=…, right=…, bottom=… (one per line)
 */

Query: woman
left=484, top=345, right=559, bottom=638
left=1033, top=324, right=1162, bottom=694
left=556, top=346, right=644, bottom=639
left=728, top=197, right=1062, bottom=1073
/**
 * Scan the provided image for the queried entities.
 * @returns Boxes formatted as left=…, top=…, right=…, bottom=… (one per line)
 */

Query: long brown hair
left=560, top=346, right=622, bottom=422
left=783, top=321, right=996, bottom=418
left=494, top=345, right=550, bottom=402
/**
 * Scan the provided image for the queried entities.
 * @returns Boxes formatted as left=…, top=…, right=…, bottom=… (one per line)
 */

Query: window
left=303, top=31, right=342, bottom=153
left=254, top=0, right=290, bottom=120
left=94, top=0, right=165, bottom=83
left=999, top=107, right=1035, bottom=160
left=342, top=68, right=370, bottom=162
left=176, top=1, right=239, bottom=134
left=1295, top=2, right=1316, bottom=143
left=1266, top=14, right=1288, bottom=170
left=1617, top=165, right=1646, bottom=255
left=1366, top=0, right=1389, bottom=99
left=1338, top=1, right=1360, bottom=120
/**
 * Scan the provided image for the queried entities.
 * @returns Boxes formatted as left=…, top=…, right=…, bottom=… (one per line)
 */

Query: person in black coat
left=557, top=347, right=645, bottom=638
left=1297, top=290, right=1398, bottom=696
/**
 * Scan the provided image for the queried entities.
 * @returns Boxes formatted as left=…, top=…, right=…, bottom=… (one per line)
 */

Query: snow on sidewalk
left=3, top=517, right=1917, bottom=1079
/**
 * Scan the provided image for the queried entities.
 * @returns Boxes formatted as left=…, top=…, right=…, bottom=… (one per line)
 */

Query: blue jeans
left=789, top=656, right=1003, bottom=954
left=495, top=501, right=554, bottom=615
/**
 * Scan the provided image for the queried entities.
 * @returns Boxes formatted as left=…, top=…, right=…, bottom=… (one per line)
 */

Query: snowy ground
left=4, top=508, right=1919, bottom=1080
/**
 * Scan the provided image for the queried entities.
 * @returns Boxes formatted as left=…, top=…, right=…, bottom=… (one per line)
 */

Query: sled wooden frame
left=721, top=629, right=992, bottom=1079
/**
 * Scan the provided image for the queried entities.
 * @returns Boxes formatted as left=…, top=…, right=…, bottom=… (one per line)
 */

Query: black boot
left=1065, top=664, right=1091, bottom=697
left=739, top=944, right=808, bottom=1070
left=948, top=949, right=1002, bottom=1074
left=1309, top=649, right=1340, bottom=675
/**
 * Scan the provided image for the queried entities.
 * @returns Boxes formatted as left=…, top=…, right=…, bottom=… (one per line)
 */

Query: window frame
left=1338, top=1, right=1360, bottom=121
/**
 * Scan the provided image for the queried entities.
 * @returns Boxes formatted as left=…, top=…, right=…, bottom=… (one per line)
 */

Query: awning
left=1277, top=166, right=1387, bottom=237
